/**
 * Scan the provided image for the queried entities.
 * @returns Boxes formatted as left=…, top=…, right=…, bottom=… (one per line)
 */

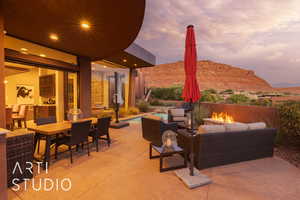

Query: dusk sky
left=135, top=0, right=300, bottom=86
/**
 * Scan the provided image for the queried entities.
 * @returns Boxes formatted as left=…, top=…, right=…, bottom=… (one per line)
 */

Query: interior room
left=4, top=61, right=78, bottom=129
left=91, top=61, right=129, bottom=115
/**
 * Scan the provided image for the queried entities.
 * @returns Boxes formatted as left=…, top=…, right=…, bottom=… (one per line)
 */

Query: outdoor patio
left=7, top=123, right=300, bottom=200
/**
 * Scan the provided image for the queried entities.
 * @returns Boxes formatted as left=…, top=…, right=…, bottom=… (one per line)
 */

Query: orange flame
left=212, top=112, right=234, bottom=123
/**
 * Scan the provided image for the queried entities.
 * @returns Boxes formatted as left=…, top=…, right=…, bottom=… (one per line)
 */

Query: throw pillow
left=224, top=123, right=249, bottom=132
left=247, top=122, right=266, bottom=130
left=170, top=109, right=185, bottom=117
left=199, top=125, right=226, bottom=133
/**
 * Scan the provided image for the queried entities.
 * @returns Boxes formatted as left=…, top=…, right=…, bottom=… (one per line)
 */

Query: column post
left=128, top=68, right=136, bottom=107
left=0, top=132, right=8, bottom=200
left=0, top=1, right=5, bottom=128
left=78, top=56, right=92, bottom=117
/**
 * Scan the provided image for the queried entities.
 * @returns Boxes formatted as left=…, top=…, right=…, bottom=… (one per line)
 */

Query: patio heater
left=110, top=72, right=129, bottom=129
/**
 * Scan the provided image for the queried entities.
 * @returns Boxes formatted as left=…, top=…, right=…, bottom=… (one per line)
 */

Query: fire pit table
left=203, top=112, right=236, bottom=125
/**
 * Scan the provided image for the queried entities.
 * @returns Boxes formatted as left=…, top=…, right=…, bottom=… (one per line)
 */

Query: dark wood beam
left=78, top=56, right=91, bottom=117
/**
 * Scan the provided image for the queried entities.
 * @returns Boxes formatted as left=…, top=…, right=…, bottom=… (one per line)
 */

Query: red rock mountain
left=140, top=60, right=273, bottom=91
left=275, top=87, right=300, bottom=94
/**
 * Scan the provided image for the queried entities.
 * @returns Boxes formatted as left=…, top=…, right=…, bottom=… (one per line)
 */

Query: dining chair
left=55, top=120, right=92, bottom=164
left=6, top=108, right=13, bottom=130
left=12, top=104, right=20, bottom=114
left=89, top=117, right=112, bottom=152
left=35, top=116, right=57, bottom=153
left=12, top=105, right=28, bottom=128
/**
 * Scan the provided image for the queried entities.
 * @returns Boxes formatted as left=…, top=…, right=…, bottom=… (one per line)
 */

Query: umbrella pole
left=189, top=99, right=195, bottom=176
left=114, top=72, right=119, bottom=123
left=189, top=100, right=194, bottom=131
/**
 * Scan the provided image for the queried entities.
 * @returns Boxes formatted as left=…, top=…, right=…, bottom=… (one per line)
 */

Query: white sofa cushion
left=198, top=125, right=226, bottom=133
left=170, top=109, right=185, bottom=117
left=247, top=122, right=266, bottom=130
left=224, top=123, right=249, bottom=132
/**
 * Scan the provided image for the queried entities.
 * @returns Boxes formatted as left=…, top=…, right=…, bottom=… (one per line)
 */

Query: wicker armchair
left=167, top=108, right=187, bottom=123
left=141, top=117, right=187, bottom=172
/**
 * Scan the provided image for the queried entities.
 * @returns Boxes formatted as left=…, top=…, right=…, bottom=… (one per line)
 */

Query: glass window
left=91, top=61, right=129, bottom=112
left=4, top=61, right=78, bottom=126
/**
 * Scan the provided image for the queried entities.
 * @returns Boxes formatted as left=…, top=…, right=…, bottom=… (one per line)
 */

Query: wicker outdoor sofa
left=177, top=128, right=277, bottom=170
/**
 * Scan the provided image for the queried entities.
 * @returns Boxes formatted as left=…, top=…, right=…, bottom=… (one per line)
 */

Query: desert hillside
left=140, top=60, right=273, bottom=92
left=275, top=87, right=300, bottom=94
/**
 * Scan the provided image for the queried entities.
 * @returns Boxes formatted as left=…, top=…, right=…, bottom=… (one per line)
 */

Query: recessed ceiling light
left=134, top=64, right=137, bottom=67
left=80, top=21, right=91, bottom=30
left=39, top=54, right=46, bottom=57
left=49, top=34, right=59, bottom=41
left=103, top=66, right=107, bottom=68
left=123, top=59, right=127, bottom=63
left=20, top=48, right=28, bottom=51
left=4, top=80, right=8, bottom=84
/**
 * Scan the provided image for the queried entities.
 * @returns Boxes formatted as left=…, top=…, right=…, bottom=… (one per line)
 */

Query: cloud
left=135, top=0, right=300, bottom=84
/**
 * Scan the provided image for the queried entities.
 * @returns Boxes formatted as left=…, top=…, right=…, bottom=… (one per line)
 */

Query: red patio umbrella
left=182, top=25, right=200, bottom=104
left=182, top=25, right=200, bottom=176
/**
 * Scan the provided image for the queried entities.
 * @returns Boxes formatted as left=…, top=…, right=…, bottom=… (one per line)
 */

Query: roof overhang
left=3, top=0, right=146, bottom=61
left=104, top=43, right=156, bottom=68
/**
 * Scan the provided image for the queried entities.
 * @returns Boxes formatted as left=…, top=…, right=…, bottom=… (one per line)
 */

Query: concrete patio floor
left=7, top=123, right=300, bottom=200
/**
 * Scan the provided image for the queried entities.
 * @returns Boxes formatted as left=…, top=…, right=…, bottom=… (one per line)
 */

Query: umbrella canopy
left=182, top=25, right=201, bottom=103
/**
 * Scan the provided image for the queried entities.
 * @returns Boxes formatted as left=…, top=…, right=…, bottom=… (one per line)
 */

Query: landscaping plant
left=200, top=90, right=223, bottom=103
left=277, top=101, right=300, bottom=145
left=193, top=102, right=210, bottom=126
left=136, top=100, right=150, bottom=112
left=226, top=94, right=249, bottom=104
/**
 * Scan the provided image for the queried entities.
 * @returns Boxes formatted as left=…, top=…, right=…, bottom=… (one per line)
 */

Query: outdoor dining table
left=28, top=117, right=98, bottom=169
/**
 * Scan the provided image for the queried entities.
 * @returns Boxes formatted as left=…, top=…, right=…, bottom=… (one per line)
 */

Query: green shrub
left=277, top=101, right=300, bottom=145
left=250, top=98, right=272, bottom=107
left=193, top=103, right=210, bottom=126
left=200, top=90, right=223, bottom=103
left=150, top=99, right=165, bottom=106
left=220, top=89, right=234, bottom=94
left=204, top=88, right=217, bottom=94
left=151, top=86, right=183, bottom=100
left=136, top=100, right=150, bottom=112
left=226, top=94, right=249, bottom=104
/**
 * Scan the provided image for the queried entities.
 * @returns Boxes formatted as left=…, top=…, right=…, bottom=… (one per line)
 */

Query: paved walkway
left=8, top=123, right=300, bottom=200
